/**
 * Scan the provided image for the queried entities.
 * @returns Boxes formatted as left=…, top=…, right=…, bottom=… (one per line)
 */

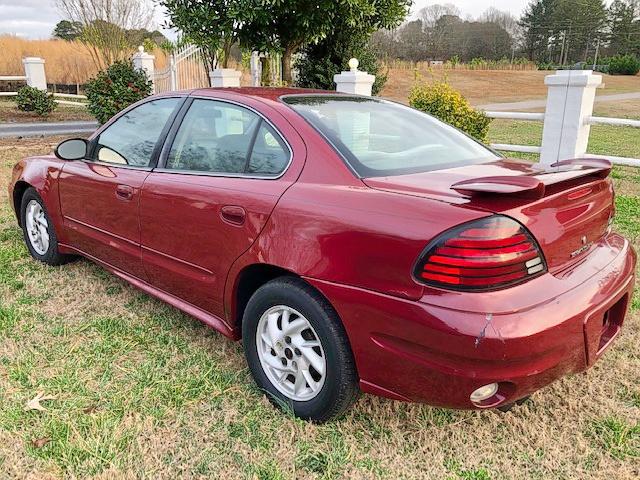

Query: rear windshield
left=283, top=95, right=500, bottom=177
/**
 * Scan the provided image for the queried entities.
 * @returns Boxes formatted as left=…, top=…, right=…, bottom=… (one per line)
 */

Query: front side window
left=95, top=98, right=180, bottom=167
left=166, top=99, right=290, bottom=176
left=283, top=95, right=500, bottom=177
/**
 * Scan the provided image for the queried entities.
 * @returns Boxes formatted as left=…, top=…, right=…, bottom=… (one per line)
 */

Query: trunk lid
left=363, top=158, right=615, bottom=272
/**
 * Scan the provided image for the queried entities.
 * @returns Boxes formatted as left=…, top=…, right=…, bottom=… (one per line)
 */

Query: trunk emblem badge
left=571, top=237, right=592, bottom=258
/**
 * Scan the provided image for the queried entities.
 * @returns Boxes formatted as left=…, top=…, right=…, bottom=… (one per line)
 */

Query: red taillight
left=414, top=216, right=547, bottom=291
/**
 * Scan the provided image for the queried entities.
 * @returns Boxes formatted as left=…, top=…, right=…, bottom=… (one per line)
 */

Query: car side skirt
left=59, top=243, right=237, bottom=340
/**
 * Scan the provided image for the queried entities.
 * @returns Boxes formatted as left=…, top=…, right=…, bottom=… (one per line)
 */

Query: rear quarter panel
left=225, top=181, right=491, bottom=317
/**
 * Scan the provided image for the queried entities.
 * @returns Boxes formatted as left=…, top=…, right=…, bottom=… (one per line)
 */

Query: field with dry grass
left=0, top=137, right=639, bottom=479
left=380, top=67, right=640, bottom=105
left=0, top=36, right=168, bottom=86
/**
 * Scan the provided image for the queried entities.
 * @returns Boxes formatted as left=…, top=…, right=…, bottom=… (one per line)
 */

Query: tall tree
left=553, top=0, right=607, bottom=62
left=56, top=0, right=155, bottom=69
left=52, top=20, right=83, bottom=41
left=608, top=0, right=640, bottom=55
left=160, top=0, right=243, bottom=69
left=241, top=0, right=410, bottom=84
left=519, top=0, right=608, bottom=64
left=519, top=0, right=556, bottom=62
left=295, top=0, right=409, bottom=92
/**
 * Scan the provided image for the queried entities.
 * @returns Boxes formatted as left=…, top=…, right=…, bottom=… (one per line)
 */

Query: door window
left=166, top=99, right=289, bottom=176
left=95, top=98, right=180, bottom=167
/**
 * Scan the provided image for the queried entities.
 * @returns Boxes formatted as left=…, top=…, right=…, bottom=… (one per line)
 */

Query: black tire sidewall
left=242, top=278, right=356, bottom=421
left=20, top=188, right=62, bottom=265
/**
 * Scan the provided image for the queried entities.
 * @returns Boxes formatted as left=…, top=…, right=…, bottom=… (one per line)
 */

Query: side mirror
left=54, top=138, right=88, bottom=161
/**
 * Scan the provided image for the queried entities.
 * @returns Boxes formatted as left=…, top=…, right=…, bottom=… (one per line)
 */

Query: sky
left=0, top=0, right=537, bottom=40
left=0, top=0, right=170, bottom=39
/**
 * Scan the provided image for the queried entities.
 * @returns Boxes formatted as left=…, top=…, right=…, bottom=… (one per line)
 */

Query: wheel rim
left=256, top=305, right=327, bottom=402
left=25, top=200, right=50, bottom=256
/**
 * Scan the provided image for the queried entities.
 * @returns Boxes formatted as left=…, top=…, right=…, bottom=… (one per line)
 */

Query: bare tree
left=418, top=3, right=461, bottom=28
left=56, top=0, right=155, bottom=69
left=480, top=7, right=522, bottom=44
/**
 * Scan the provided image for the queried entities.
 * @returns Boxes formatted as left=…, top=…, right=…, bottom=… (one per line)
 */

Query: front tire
left=20, top=188, right=69, bottom=266
left=242, top=277, right=359, bottom=422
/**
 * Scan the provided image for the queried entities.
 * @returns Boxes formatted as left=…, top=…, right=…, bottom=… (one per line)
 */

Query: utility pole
left=559, top=30, right=566, bottom=66
left=564, top=24, right=572, bottom=66
left=593, top=37, right=601, bottom=70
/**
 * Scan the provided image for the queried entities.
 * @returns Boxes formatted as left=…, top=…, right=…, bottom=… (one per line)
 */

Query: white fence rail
left=484, top=70, right=640, bottom=168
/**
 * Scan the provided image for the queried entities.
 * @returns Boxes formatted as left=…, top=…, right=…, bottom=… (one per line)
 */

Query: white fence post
left=132, top=46, right=156, bottom=93
left=22, top=57, right=47, bottom=91
left=250, top=52, right=261, bottom=87
left=539, top=70, right=602, bottom=165
left=209, top=68, right=242, bottom=88
left=334, top=58, right=375, bottom=96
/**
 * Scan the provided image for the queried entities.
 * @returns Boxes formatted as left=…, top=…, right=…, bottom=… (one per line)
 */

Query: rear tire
left=242, top=277, right=359, bottom=422
left=20, top=188, right=70, bottom=266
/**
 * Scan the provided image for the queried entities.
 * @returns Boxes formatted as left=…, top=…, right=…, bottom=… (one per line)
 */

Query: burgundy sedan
left=8, top=88, right=636, bottom=421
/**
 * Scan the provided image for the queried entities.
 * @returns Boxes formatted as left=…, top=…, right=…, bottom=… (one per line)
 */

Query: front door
left=59, top=97, right=182, bottom=278
left=139, top=98, right=300, bottom=318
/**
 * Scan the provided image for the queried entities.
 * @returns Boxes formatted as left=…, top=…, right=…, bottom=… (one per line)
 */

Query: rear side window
left=283, top=95, right=499, bottom=178
left=95, top=98, right=180, bottom=167
left=248, top=123, right=290, bottom=175
left=166, top=99, right=290, bottom=176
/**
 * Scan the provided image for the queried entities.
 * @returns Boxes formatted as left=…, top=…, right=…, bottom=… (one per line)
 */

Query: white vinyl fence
left=0, top=57, right=88, bottom=107
left=485, top=70, right=639, bottom=167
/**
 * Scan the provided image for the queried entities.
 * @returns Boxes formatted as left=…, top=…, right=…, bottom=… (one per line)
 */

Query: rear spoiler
left=549, top=158, right=612, bottom=178
left=451, top=158, right=612, bottom=199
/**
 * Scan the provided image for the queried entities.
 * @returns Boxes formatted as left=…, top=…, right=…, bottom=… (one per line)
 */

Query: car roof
left=190, top=87, right=340, bottom=102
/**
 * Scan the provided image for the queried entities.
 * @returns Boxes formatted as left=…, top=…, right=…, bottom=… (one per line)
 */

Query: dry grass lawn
left=380, top=67, right=640, bottom=105
left=0, top=137, right=639, bottom=479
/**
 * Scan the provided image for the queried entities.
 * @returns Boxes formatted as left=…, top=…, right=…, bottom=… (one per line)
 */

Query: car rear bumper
left=307, top=233, right=637, bottom=409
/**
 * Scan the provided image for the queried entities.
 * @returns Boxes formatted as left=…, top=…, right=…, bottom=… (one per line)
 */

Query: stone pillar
left=210, top=68, right=242, bottom=88
left=22, top=57, right=47, bottom=91
left=132, top=46, right=156, bottom=92
left=540, top=70, right=602, bottom=165
left=333, top=58, right=375, bottom=96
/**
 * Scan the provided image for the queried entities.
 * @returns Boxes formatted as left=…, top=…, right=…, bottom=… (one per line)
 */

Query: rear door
left=139, top=96, right=305, bottom=318
left=59, top=97, right=183, bottom=278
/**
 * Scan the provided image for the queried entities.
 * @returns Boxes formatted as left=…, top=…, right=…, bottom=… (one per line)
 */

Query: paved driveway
left=0, top=121, right=98, bottom=139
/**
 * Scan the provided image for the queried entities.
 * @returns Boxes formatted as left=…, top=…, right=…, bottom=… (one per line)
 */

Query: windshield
left=283, top=95, right=500, bottom=177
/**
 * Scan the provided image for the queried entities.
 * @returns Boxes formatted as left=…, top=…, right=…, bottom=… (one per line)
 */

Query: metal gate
left=154, top=44, right=211, bottom=93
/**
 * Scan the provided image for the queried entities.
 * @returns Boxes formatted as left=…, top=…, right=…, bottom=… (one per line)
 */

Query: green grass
left=0, top=137, right=639, bottom=479
left=590, top=418, right=640, bottom=460
left=488, top=120, right=640, bottom=160
left=615, top=195, right=640, bottom=241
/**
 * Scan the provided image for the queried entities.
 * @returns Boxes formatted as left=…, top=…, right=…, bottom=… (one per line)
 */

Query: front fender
left=9, top=155, right=66, bottom=242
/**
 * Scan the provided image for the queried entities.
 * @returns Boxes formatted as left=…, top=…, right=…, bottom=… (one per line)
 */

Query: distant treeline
left=371, top=1, right=640, bottom=66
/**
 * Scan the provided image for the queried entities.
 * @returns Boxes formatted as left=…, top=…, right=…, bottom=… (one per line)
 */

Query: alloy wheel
left=256, top=305, right=327, bottom=401
left=25, top=200, right=50, bottom=256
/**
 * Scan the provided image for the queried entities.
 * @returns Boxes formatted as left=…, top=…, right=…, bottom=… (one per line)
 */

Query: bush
left=295, top=30, right=387, bottom=95
left=409, top=81, right=492, bottom=142
left=85, top=61, right=152, bottom=124
left=604, top=55, right=640, bottom=75
left=15, top=86, right=57, bottom=116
